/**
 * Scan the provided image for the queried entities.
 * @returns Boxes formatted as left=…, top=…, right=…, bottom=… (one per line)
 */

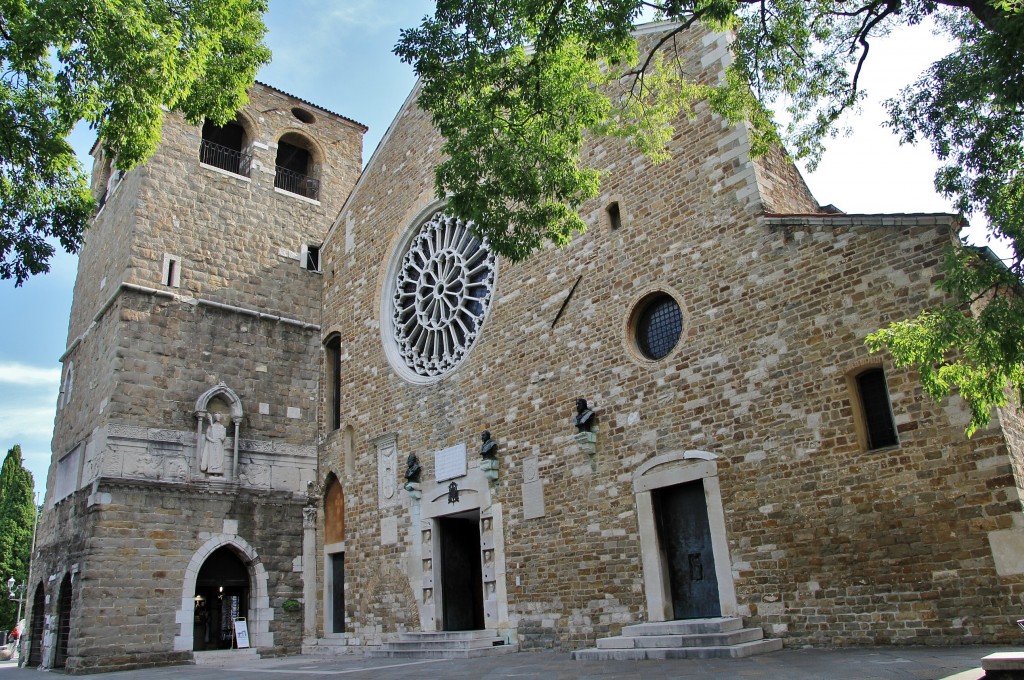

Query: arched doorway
left=193, top=547, right=250, bottom=651
left=26, top=583, right=44, bottom=667
left=53, top=574, right=72, bottom=668
left=324, top=475, right=345, bottom=633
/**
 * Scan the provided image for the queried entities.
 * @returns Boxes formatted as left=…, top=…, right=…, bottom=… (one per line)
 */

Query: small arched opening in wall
left=323, top=334, right=342, bottom=432
left=200, top=114, right=255, bottom=177
left=632, top=451, right=738, bottom=622
left=173, top=534, right=271, bottom=654
left=274, top=132, right=322, bottom=200
left=323, top=473, right=346, bottom=634
left=844, top=359, right=899, bottom=452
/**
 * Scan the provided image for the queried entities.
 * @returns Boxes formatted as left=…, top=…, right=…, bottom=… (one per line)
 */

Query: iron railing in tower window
left=199, top=139, right=252, bottom=177
left=274, top=166, right=320, bottom=200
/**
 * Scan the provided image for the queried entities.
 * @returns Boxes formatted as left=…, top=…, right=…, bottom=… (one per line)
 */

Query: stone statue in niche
left=573, top=398, right=595, bottom=432
left=480, top=431, right=497, bottom=459
left=200, top=413, right=227, bottom=475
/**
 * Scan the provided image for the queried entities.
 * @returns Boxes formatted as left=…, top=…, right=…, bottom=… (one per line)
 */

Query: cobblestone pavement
left=0, top=646, right=1011, bottom=679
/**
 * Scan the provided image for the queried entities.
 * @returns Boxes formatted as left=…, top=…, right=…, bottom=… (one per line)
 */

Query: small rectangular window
left=856, top=368, right=898, bottom=449
left=161, top=254, right=181, bottom=288
left=607, top=202, right=622, bottom=230
left=306, top=245, right=321, bottom=272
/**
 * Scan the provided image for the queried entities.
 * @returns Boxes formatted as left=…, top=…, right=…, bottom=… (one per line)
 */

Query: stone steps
left=981, top=651, right=1024, bottom=679
left=302, top=635, right=360, bottom=657
left=192, top=648, right=260, bottom=665
left=572, top=617, right=782, bottom=662
left=367, top=630, right=518, bottom=659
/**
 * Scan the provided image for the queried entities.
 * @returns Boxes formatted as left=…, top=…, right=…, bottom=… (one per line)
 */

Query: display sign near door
left=233, top=617, right=250, bottom=649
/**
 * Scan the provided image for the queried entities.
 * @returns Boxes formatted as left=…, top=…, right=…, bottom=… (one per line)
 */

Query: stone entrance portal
left=193, top=547, right=250, bottom=651
left=653, top=480, right=721, bottom=619
left=633, top=451, right=737, bottom=622
left=416, top=457, right=508, bottom=635
left=174, top=532, right=272, bottom=654
left=438, top=511, right=485, bottom=631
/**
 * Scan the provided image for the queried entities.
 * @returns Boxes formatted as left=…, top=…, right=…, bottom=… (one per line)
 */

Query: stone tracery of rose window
left=391, top=212, right=496, bottom=378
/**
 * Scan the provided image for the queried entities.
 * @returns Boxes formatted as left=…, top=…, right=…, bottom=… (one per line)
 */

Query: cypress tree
left=0, top=445, right=35, bottom=631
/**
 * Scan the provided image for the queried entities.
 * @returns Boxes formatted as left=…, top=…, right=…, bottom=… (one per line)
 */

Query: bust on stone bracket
left=479, top=430, right=499, bottom=482
left=573, top=398, right=597, bottom=455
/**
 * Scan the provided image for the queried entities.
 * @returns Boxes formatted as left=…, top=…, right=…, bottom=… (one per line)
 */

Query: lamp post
left=7, top=577, right=25, bottom=633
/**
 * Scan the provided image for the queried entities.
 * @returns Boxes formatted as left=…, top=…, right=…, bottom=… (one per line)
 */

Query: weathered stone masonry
left=316, top=22, right=1024, bottom=653
left=32, top=20, right=1024, bottom=674
left=33, top=84, right=365, bottom=672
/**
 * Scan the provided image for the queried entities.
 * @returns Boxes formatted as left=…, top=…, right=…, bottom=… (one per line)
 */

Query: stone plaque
left=434, top=443, right=467, bottom=481
left=381, top=516, right=398, bottom=545
left=523, top=479, right=545, bottom=520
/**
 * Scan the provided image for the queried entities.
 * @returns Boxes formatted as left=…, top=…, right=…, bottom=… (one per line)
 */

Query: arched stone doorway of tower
left=323, top=474, right=345, bottom=634
left=192, top=547, right=250, bottom=650
left=26, top=582, right=45, bottom=667
left=173, top=533, right=271, bottom=653
left=53, top=573, right=73, bottom=668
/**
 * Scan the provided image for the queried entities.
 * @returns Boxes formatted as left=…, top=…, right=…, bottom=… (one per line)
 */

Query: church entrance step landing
left=572, top=616, right=783, bottom=662
left=192, top=648, right=260, bottom=665
left=302, top=635, right=360, bottom=657
left=367, top=630, right=518, bottom=659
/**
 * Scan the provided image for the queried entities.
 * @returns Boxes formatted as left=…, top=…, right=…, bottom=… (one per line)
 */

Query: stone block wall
left=30, top=482, right=307, bottom=673
left=35, top=83, right=366, bottom=670
left=315, top=23, right=1023, bottom=651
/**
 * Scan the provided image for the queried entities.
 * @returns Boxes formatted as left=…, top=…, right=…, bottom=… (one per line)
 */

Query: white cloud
left=0, top=362, right=61, bottom=387
left=0, top=403, right=56, bottom=441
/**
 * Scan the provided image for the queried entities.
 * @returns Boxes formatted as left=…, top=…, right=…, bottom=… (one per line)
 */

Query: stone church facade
left=31, top=22, right=1024, bottom=673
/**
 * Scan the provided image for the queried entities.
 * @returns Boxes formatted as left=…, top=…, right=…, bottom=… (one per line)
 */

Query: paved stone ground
left=0, top=647, right=1012, bottom=679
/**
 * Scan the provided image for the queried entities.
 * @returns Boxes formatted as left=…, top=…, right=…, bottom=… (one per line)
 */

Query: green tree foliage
left=0, top=0, right=271, bottom=285
left=396, top=0, right=1024, bottom=434
left=0, top=445, right=35, bottom=630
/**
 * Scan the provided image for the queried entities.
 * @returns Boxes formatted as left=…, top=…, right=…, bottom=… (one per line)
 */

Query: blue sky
left=0, top=3, right=989, bottom=495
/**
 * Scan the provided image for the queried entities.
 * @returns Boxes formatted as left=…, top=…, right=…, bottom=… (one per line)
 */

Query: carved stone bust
left=574, top=398, right=595, bottom=432
left=480, top=430, right=497, bottom=459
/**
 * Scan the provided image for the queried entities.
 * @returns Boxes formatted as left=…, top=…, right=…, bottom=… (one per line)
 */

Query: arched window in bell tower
left=200, top=119, right=251, bottom=177
left=274, top=132, right=319, bottom=200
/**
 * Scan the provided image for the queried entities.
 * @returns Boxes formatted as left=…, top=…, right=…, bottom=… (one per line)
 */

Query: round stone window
left=633, top=293, right=682, bottom=360
left=385, top=211, right=497, bottom=382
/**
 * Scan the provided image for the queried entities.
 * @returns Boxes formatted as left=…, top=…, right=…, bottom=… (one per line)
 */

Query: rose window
left=391, top=212, right=496, bottom=378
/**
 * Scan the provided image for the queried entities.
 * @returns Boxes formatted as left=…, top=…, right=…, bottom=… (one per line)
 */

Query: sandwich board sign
left=233, top=617, right=250, bottom=649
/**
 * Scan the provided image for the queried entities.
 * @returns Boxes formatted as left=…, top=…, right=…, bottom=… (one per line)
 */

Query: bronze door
left=654, top=480, right=721, bottom=619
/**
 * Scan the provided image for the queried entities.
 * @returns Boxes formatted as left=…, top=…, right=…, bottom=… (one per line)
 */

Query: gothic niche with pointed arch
left=194, top=383, right=244, bottom=481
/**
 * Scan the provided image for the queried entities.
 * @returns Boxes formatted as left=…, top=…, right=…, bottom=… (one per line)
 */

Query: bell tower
left=32, top=84, right=365, bottom=673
